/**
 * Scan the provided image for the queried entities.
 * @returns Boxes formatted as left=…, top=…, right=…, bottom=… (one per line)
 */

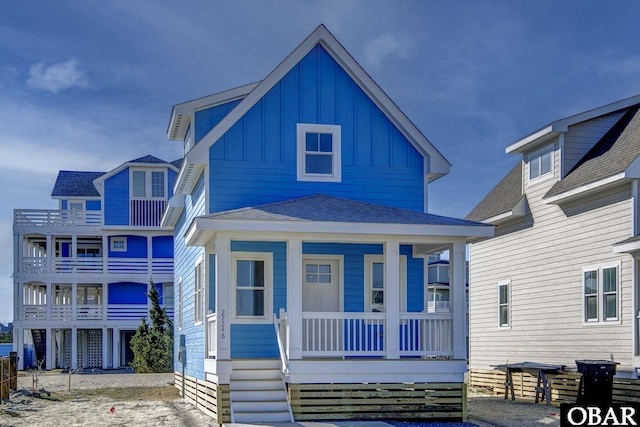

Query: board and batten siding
left=104, top=168, right=129, bottom=226
left=173, top=172, right=206, bottom=379
left=206, top=44, right=425, bottom=214
left=469, top=140, right=636, bottom=375
left=563, top=110, right=626, bottom=177
left=194, top=99, right=242, bottom=145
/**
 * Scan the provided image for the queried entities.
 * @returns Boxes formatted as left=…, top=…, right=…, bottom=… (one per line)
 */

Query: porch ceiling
left=185, top=195, right=494, bottom=246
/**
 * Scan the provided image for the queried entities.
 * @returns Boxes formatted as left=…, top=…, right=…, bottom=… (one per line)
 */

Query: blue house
left=164, top=25, right=492, bottom=423
left=13, top=155, right=179, bottom=370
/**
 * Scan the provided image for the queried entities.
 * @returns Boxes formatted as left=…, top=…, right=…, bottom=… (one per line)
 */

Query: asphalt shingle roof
left=129, top=155, right=169, bottom=164
left=545, top=105, right=640, bottom=199
left=170, top=158, right=183, bottom=169
left=51, top=171, right=105, bottom=197
left=466, top=162, right=523, bottom=222
left=202, top=194, right=490, bottom=227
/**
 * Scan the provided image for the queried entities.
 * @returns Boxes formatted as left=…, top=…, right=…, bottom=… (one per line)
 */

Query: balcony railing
left=427, top=300, right=451, bottom=312
left=14, top=209, right=102, bottom=226
left=21, top=304, right=160, bottom=322
left=21, top=257, right=174, bottom=276
left=130, top=199, right=167, bottom=227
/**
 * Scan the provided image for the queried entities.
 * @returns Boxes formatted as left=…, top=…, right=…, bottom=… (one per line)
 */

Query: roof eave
left=542, top=173, right=628, bottom=205
left=613, top=239, right=640, bottom=254
left=482, top=196, right=527, bottom=224
left=506, top=126, right=558, bottom=154
left=160, top=194, right=185, bottom=228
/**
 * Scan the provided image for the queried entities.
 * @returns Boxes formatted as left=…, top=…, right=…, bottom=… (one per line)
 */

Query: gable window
left=232, top=252, right=273, bottom=322
left=131, top=169, right=166, bottom=199
left=194, top=260, right=204, bottom=324
left=297, top=123, right=341, bottom=182
left=110, top=237, right=127, bottom=252
left=498, top=280, right=510, bottom=328
left=528, top=144, right=553, bottom=182
left=583, top=262, right=620, bottom=323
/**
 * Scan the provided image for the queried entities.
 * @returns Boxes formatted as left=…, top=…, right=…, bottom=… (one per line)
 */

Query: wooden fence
left=1, top=352, right=18, bottom=401
left=469, top=369, right=640, bottom=405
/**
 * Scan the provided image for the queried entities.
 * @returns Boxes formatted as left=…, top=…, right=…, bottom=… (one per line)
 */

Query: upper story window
left=583, top=262, right=620, bottom=323
left=131, top=169, right=166, bottom=199
left=528, top=144, right=553, bottom=183
left=297, top=124, right=341, bottom=182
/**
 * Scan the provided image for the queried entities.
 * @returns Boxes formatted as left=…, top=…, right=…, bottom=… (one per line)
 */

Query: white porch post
left=215, top=236, right=231, bottom=361
left=71, top=326, right=78, bottom=369
left=102, top=326, right=108, bottom=369
left=451, top=242, right=467, bottom=360
left=71, top=282, right=77, bottom=321
left=287, top=238, right=303, bottom=360
left=385, top=240, right=400, bottom=359
left=102, top=236, right=108, bottom=274
left=71, top=234, right=77, bottom=273
left=102, top=282, right=108, bottom=321
left=147, top=236, right=153, bottom=276
left=46, top=282, right=52, bottom=321
left=46, top=234, right=52, bottom=273
left=112, top=327, right=120, bottom=368
left=45, top=327, right=52, bottom=370
left=15, top=327, right=24, bottom=370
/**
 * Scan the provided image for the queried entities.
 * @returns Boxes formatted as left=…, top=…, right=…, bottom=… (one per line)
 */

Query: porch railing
left=427, top=300, right=451, bottom=312
left=14, top=209, right=102, bottom=226
left=21, top=257, right=174, bottom=275
left=274, top=308, right=289, bottom=370
left=107, top=304, right=148, bottom=320
left=23, top=304, right=154, bottom=322
left=76, top=304, right=103, bottom=320
left=22, top=305, right=47, bottom=321
left=51, top=305, right=73, bottom=321
left=399, top=313, right=453, bottom=356
left=207, top=313, right=217, bottom=358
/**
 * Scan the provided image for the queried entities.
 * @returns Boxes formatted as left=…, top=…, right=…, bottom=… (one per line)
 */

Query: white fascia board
left=506, top=126, right=555, bottom=154
left=160, top=194, right=185, bottom=228
left=613, top=239, right=640, bottom=254
left=186, top=24, right=451, bottom=179
left=483, top=196, right=527, bottom=224
left=542, top=173, right=627, bottom=205
left=173, top=162, right=205, bottom=195
left=167, top=82, right=260, bottom=141
left=51, top=196, right=101, bottom=201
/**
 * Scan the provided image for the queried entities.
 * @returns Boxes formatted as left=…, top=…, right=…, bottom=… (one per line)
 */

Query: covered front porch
left=188, top=195, right=492, bottom=384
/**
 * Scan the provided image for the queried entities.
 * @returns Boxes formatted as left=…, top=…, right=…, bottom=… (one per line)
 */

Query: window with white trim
left=110, top=237, right=127, bottom=252
left=68, top=200, right=85, bottom=211
left=583, top=262, right=620, bottom=323
left=194, top=261, right=204, bottom=324
left=296, top=123, right=341, bottom=182
left=232, top=252, right=272, bottom=322
left=364, top=255, right=407, bottom=312
left=177, top=278, right=183, bottom=330
left=163, top=283, right=174, bottom=307
left=498, top=280, right=510, bottom=328
left=528, top=144, right=553, bottom=182
left=131, top=169, right=166, bottom=199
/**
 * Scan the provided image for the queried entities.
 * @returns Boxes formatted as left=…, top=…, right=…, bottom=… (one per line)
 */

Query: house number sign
left=220, top=309, right=226, bottom=339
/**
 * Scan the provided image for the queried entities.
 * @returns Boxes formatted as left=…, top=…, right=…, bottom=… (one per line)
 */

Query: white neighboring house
left=13, top=155, right=179, bottom=370
left=466, top=95, right=640, bottom=378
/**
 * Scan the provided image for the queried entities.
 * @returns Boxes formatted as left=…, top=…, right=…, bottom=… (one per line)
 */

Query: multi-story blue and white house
left=13, top=155, right=179, bottom=371
left=164, top=25, right=493, bottom=423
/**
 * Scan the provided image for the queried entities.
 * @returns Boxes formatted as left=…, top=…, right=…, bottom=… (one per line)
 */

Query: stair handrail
left=273, top=308, right=289, bottom=373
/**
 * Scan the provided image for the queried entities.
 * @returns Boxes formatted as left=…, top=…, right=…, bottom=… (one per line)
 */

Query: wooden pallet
left=174, top=372, right=230, bottom=424
left=470, top=369, right=640, bottom=405
left=288, top=382, right=466, bottom=421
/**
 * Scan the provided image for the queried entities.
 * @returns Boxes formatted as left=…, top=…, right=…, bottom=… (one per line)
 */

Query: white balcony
left=14, top=209, right=102, bottom=227
left=21, top=257, right=174, bottom=276
left=21, top=303, right=154, bottom=322
left=427, top=300, right=451, bottom=313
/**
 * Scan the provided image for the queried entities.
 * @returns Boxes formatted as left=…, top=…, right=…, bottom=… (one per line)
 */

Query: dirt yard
left=0, top=372, right=562, bottom=427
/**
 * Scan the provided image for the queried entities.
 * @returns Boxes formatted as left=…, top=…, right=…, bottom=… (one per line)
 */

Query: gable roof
left=170, top=158, right=183, bottom=169
left=543, top=105, right=640, bottom=203
left=128, top=155, right=171, bottom=164
left=51, top=171, right=105, bottom=198
left=506, top=93, right=640, bottom=154
left=466, top=162, right=526, bottom=223
left=187, top=194, right=493, bottom=246
left=178, top=25, right=451, bottom=195
left=92, top=154, right=180, bottom=196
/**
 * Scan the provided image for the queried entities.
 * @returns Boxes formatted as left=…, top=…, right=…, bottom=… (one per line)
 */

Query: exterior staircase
left=230, top=359, right=293, bottom=423
left=31, top=329, right=46, bottom=367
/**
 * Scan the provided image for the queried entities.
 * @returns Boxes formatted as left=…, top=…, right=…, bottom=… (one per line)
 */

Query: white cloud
left=26, top=58, right=89, bottom=93
left=363, top=33, right=412, bottom=68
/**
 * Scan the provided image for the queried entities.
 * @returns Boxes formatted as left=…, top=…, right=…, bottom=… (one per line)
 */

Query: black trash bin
left=575, top=359, right=618, bottom=405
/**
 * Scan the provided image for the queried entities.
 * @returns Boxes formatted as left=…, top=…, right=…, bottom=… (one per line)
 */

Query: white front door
left=302, top=259, right=339, bottom=312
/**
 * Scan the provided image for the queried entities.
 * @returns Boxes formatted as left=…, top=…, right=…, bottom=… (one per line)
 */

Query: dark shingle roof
left=466, top=162, right=523, bottom=222
left=171, top=158, right=183, bottom=169
left=202, top=194, right=490, bottom=227
left=545, top=106, right=640, bottom=199
left=51, top=171, right=105, bottom=197
left=129, top=155, right=169, bottom=164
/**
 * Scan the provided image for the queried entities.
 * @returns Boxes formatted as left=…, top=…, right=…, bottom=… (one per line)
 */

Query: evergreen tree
left=130, top=280, right=174, bottom=373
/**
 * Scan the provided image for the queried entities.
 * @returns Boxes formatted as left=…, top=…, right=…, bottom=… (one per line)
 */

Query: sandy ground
left=0, top=372, right=561, bottom=427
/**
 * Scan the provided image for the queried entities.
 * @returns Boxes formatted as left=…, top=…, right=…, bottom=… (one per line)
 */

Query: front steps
left=230, top=359, right=293, bottom=423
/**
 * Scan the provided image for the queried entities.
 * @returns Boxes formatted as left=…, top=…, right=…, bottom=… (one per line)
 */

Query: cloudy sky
left=2, top=1, right=640, bottom=324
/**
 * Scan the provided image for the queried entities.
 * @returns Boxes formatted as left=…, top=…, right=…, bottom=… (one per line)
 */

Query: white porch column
left=147, top=236, right=153, bottom=276
left=15, top=327, right=24, bottom=370
left=385, top=240, right=400, bottom=359
left=451, top=242, right=467, bottom=360
left=102, top=326, right=108, bottom=369
left=102, top=236, right=108, bottom=274
left=287, top=238, right=303, bottom=360
left=112, top=327, right=120, bottom=369
left=46, top=234, right=52, bottom=273
left=46, top=282, right=52, bottom=321
left=102, top=282, right=108, bottom=321
left=71, top=327, right=78, bottom=369
left=71, top=282, right=77, bottom=320
left=215, top=236, right=231, bottom=361
left=45, top=327, right=52, bottom=370
left=71, top=234, right=77, bottom=273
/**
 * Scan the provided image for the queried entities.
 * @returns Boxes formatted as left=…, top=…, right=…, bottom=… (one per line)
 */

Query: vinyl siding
left=172, top=172, right=206, bottom=379
left=86, top=200, right=101, bottom=211
left=108, top=235, right=147, bottom=258
left=563, top=110, right=626, bottom=177
left=469, top=149, right=635, bottom=374
left=208, top=44, right=424, bottom=213
left=104, top=169, right=129, bottom=226
left=152, top=236, right=173, bottom=258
